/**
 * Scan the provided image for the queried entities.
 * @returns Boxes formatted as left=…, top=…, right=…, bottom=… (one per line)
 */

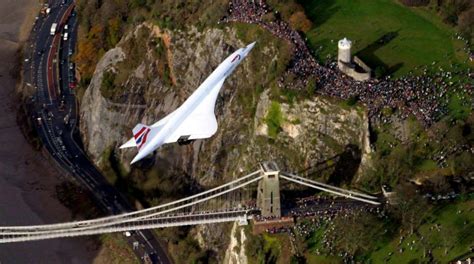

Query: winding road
left=22, top=1, right=171, bottom=263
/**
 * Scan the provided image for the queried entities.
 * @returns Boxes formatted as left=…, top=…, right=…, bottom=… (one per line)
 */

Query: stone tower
left=257, top=161, right=281, bottom=218
left=338, top=37, right=352, bottom=69
left=337, top=37, right=371, bottom=81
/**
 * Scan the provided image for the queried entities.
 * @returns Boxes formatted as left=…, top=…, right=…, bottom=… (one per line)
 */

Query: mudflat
left=0, top=0, right=97, bottom=262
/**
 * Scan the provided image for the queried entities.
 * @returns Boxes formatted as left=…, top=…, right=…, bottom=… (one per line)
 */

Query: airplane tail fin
left=133, top=123, right=156, bottom=152
left=120, top=123, right=162, bottom=164
left=120, top=122, right=164, bottom=151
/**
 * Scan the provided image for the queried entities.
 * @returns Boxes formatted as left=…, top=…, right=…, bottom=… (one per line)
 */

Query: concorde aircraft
left=120, top=42, right=256, bottom=164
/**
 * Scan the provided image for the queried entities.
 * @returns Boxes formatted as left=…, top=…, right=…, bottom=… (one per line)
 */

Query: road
left=23, top=1, right=171, bottom=263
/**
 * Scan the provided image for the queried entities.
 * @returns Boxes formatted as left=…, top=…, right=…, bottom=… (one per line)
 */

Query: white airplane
left=120, top=42, right=256, bottom=164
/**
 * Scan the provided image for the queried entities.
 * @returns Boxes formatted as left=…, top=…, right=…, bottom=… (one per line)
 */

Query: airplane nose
left=246, top=42, right=256, bottom=50
left=242, top=42, right=256, bottom=57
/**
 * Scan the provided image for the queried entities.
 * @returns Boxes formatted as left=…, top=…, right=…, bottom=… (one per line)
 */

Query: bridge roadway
left=0, top=167, right=380, bottom=243
left=1, top=210, right=255, bottom=243
left=1, top=170, right=262, bottom=233
left=23, top=0, right=170, bottom=262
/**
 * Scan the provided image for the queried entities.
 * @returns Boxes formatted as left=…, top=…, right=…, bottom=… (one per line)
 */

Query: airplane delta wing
left=164, top=78, right=225, bottom=143
left=122, top=41, right=256, bottom=164
left=121, top=78, right=224, bottom=151
left=120, top=137, right=137, bottom=149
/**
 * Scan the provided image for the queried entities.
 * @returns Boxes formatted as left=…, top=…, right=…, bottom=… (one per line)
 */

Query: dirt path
left=0, top=0, right=98, bottom=262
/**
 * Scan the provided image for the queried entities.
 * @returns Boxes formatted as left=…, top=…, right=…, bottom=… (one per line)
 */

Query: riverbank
left=0, top=0, right=98, bottom=262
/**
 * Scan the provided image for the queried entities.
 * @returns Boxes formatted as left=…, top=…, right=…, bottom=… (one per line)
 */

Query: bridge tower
left=257, top=161, right=281, bottom=218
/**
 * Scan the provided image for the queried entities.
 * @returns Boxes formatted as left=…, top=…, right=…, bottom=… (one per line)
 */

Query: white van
left=50, top=23, right=57, bottom=35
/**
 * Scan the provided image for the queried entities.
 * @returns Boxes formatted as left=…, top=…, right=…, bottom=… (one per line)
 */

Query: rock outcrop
left=224, top=223, right=248, bottom=264
left=81, top=23, right=370, bottom=183
left=253, top=90, right=371, bottom=178
left=79, top=22, right=372, bottom=261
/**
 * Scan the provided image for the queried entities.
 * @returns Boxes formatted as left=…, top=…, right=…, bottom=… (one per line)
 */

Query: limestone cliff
left=79, top=22, right=371, bottom=260
left=223, top=223, right=248, bottom=264
left=81, top=23, right=370, bottom=183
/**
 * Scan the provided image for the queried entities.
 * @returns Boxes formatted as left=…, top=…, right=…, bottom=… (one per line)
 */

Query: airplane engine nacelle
left=177, top=135, right=194, bottom=145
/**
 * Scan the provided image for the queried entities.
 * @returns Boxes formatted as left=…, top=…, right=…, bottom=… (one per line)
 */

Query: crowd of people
left=222, top=0, right=473, bottom=127
left=289, top=199, right=384, bottom=261
left=290, top=195, right=381, bottom=218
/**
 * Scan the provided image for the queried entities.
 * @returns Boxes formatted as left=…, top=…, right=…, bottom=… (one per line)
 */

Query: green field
left=369, top=198, right=474, bottom=263
left=299, top=0, right=471, bottom=77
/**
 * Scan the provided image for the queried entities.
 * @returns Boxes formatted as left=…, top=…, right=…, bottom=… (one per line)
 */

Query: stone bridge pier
left=257, top=161, right=281, bottom=218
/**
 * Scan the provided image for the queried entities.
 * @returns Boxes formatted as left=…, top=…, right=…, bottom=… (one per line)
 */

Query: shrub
left=266, top=101, right=283, bottom=138
left=289, top=11, right=312, bottom=33
left=398, top=0, right=429, bottom=7
left=100, top=70, right=117, bottom=98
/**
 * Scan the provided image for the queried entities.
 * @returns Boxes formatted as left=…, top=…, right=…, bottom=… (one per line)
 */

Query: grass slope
left=300, top=0, right=470, bottom=77
left=370, top=198, right=473, bottom=263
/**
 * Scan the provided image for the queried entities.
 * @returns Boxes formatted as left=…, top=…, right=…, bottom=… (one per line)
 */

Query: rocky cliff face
left=223, top=223, right=248, bottom=264
left=79, top=22, right=371, bottom=260
left=253, top=90, right=371, bottom=179
left=80, top=22, right=370, bottom=183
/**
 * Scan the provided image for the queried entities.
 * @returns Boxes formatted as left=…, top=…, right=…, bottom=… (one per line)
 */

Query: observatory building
left=337, top=38, right=371, bottom=81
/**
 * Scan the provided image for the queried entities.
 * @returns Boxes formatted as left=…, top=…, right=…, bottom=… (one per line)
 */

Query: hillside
left=74, top=0, right=473, bottom=263
left=298, top=0, right=473, bottom=77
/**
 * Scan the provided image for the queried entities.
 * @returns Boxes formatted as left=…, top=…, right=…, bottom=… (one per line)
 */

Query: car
left=124, top=231, right=132, bottom=237
left=69, top=63, right=74, bottom=70
left=64, top=24, right=68, bottom=31
left=63, top=33, right=68, bottom=41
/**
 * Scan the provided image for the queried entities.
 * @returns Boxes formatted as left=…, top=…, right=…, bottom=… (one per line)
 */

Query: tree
left=399, top=0, right=429, bottom=6
left=458, top=7, right=474, bottom=42
left=328, top=212, right=389, bottom=256
left=107, top=17, right=121, bottom=47
left=289, top=11, right=312, bottom=33
left=438, top=0, right=472, bottom=26
left=75, top=39, right=96, bottom=79
left=391, top=183, right=430, bottom=234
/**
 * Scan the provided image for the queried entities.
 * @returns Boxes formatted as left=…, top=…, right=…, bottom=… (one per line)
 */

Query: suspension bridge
left=0, top=162, right=381, bottom=243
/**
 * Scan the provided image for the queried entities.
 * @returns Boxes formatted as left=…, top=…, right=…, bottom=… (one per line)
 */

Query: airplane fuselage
left=134, top=42, right=255, bottom=162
